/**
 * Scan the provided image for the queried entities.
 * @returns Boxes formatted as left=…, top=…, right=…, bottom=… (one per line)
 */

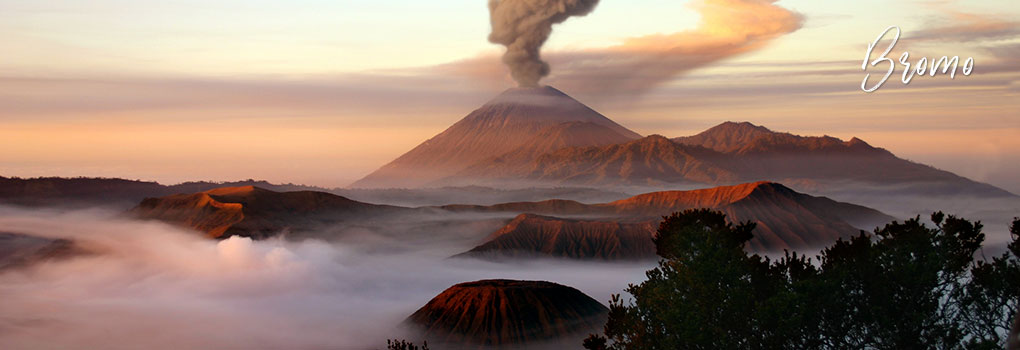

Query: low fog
left=0, top=206, right=652, bottom=350
left=802, top=184, right=1020, bottom=253
left=1, top=184, right=1016, bottom=349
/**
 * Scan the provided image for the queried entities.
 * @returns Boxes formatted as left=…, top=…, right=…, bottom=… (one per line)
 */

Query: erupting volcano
left=351, top=86, right=640, bottom=188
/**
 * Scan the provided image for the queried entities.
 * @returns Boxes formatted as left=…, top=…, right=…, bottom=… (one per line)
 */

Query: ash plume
left=488, top=0, right=600, bottom=87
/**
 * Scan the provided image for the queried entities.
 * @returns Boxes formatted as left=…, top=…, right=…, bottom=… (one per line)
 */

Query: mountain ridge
left=444, top=120, right=1013, bottom=197
left=449, top=181, right=894, bottom=256
left=130, top=186, right=406, bottom=239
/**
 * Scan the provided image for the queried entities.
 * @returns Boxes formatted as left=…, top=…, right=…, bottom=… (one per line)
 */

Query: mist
left=0, top=206, right=652, bottom=350
left=785, top=181, right=1020, bottom=254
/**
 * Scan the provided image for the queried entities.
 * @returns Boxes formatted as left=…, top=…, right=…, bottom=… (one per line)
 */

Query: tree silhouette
left=386, top=339, right=430, bottom=350
left=585, top=210, right=1020, bottom=349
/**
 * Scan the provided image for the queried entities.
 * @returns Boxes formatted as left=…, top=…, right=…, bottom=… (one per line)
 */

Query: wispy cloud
left=912, top=11, right=1020, bottom=42
left=547, top=0, right=803, bottom=96
left=435, top=0, right=804, bottom=99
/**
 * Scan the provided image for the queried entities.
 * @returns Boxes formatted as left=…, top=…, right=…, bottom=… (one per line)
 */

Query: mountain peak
left=351, top=85, right=640, bottom=188
left=490, top=85, right=569, bottom=101
left=673, top=122, right=889, bottom=157
left=697, top=121, right=775, bottom=140
left=471, top=86, right=638, bottom=131
left=717, top=121, right=772, bottom=132
left=673, top=121, right=775, bottom=153
left=847, top=137, right=870, bottom=146
left=636, top=134, right=674, bottom=144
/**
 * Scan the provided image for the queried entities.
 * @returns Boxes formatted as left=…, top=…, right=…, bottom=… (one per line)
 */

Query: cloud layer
left=0, top=207, right=651, bottom=350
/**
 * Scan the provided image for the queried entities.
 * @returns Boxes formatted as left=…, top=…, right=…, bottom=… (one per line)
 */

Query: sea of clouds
left=0, top=206, right=652, bottom=350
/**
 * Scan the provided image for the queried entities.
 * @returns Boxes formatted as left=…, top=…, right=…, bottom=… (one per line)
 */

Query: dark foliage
left=585, top=209, right=1020, bottom=350
left=386, top=339, right=430, bottom=350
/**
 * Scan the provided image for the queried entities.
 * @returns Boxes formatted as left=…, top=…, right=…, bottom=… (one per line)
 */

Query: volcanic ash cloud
left=488, top=0, right=601, bottom=87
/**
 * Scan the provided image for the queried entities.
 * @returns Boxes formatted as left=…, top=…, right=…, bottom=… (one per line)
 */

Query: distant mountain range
left=0, top=177, right=330, bottom=208
left=0, top=177, right=629, bottom=208
left=126, top=182, right=891, bottom=259
left=442, top=122, right=1010, bottom=196
left=130, top=186, right=406, bottom=239
left=350, top=86, right=1012, bottom=198
left=405, top=279, right=608, bottom=349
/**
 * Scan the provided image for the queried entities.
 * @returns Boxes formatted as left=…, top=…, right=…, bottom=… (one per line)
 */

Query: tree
left=812, top=213, right=982, bottom=349
left=586, top=209, right=773, bottom=349
left=585, top=210, right=1018, bottom=350
left=386, top=339, right=430, bottom=350
left=958, top=217, right=1020, bottom=348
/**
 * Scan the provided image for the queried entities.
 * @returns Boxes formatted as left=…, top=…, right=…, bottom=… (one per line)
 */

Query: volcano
left=437, top=120, right=1013, bottom=197
left=448, top=181, right=895, bottom=258
left=352, top=88, right=1012, bottom=198
left=405, top=279, right=608, bottom=349
left=350, top=86, right=641, bottom=188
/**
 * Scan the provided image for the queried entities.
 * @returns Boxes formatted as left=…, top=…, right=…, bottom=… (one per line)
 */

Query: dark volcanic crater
left=405, top=279, right=608, bottom=349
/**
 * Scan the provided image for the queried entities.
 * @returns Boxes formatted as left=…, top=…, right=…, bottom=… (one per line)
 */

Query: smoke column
left=488, top=0, right=600, bottom=87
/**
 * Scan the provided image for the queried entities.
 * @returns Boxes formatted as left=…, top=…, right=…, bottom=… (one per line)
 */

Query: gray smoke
left=488, top=0, right=600, bottom=87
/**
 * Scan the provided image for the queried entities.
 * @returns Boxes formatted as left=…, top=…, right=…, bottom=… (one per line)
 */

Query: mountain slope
left=672, top=121, right=1012, bottom=196
left=130, top=186, right=405, bottom=239
left=447, top=135, right=738, bottom=187
left=456, top=214, right=656, bottom=260
left=605, top=182, right=894, bottom=250
left=351, top=86, right=641, bottom=188
left=0, top=232, right=86, bottom=270
left=405, top=279, right=608, bottom=349
left=448, top=182, right=894, bottom=257
left=437, top=121, right=639, bottom=186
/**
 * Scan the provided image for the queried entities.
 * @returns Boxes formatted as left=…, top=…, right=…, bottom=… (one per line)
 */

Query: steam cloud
left=0, top=206, right=651, bottom=350
left=488, top=0, right=601, bottom=87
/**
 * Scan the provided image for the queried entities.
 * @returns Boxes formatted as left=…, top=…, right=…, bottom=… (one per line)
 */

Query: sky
left=0, top=0, right=1018, bottom=192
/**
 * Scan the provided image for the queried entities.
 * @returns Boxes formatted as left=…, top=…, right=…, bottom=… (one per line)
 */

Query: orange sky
left=0, top=0, right=1018, bottom=192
